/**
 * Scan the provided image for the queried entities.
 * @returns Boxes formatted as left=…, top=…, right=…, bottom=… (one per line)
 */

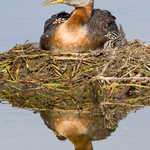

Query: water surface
left=0, top=103, right=150, bottom=150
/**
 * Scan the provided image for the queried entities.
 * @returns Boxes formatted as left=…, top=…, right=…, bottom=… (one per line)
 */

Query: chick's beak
left=42, top=0, right=64, bottom=6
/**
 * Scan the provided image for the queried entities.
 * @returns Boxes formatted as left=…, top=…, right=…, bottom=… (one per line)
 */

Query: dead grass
left=0, top=40, right=150, bottom=111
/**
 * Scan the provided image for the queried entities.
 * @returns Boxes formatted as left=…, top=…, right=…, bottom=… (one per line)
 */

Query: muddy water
left=0, top=0, right=150, bottom=51
left=0, top=102, right=150, bottom=150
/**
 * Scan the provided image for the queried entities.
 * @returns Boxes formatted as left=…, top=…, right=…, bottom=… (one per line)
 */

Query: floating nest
left=0, top=40, right=150, bottom=111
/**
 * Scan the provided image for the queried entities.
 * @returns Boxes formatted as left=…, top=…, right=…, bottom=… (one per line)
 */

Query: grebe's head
left=42, top=0, right=91, bottom=7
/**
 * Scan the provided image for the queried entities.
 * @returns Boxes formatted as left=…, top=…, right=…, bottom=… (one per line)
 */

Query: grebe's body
left=40, top=0, right=119, bottom=51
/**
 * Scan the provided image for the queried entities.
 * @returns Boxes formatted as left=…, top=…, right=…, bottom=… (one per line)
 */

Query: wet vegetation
left=0, top=40, right=150, bottom=111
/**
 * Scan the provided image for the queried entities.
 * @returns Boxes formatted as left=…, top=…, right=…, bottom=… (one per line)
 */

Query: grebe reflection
left=40, top=110, right=120, bottom=150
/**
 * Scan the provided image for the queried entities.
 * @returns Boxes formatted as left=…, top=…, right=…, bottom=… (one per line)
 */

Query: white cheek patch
left=69, top=0, right=91, bottom=7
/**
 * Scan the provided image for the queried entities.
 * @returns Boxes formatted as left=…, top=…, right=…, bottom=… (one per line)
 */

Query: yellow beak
left=42, top=0, right=65, bottom=6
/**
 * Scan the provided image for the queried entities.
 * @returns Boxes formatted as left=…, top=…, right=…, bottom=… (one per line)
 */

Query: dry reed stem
left=93, top=76, right=150, bottom=82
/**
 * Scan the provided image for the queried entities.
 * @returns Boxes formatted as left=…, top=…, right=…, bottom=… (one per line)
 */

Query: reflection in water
left=40, top=108, right=127, bottom=150
left=0, top=79, right=150, bottom=149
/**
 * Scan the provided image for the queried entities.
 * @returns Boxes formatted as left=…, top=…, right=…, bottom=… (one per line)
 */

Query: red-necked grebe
left=40, top=0, right=119, bottom=51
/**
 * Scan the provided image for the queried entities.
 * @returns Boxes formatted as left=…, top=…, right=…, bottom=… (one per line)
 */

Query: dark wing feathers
left=87, top=9, right=118, bottom=39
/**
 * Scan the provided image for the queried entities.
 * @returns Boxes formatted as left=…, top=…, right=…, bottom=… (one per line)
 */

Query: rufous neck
left=66, top=0, right=94, bottom=27
left=69, top=135, right=93, bottom=150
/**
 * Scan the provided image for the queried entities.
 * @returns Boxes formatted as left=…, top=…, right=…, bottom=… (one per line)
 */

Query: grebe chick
left=40, top=0, right=119, bottom=51
left=43, top=11, right=71, bottom=33
left=104, top=24, right=127, bottom=49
